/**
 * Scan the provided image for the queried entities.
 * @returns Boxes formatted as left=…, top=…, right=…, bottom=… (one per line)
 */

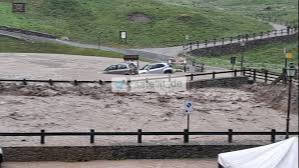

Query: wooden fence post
left=228, top=129, right=233, bottom=143
left=90, top=129, right=95, bottom=144
left=40, top=129, right=45, bottom=144
left=253, top=69, right=256, bottom=81
left=49, top=79, right=53, bottom=86
left=222, top=38, right=225, bottom=45
left=190, top=74, right=194, bottom=81
left=189, top=42, right=193, bottom=50
left=234, top=70, right=237, bottom=77
left=230, top=37, right=233, bottom=44
left=212, top=72, right=216, bottom=79
left=138, top=129, right=142, bottom=143
left=22, top=79, right=27, bottom=85
left=184, top=129, right=189, bottom=143
left=264, top=70, right=268, bottom=83
left=205, top=40, right=208, bottom=47
left=213, top=38, right=216, bottom=46
left=271, top=129, right=276, bottom=143
left=73, top=80, right=78, bottom=86
left=196, top=41, right=199, bottom=48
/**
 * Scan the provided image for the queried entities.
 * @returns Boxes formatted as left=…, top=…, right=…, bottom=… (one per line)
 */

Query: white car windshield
left=141, top=64, right=151, bottom=70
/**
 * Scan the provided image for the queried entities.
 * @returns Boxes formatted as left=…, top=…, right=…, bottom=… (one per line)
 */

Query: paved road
left=0, top=22, right=292, bottom=61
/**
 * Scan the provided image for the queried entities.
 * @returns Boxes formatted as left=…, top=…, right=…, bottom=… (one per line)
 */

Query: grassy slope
left=0, top=0, right=271, bottom=47
left=193, top=41, right=298, bottom=72
left=157, top=0, right=298, bottom=25
left=0, top=36, right=122, bottom=58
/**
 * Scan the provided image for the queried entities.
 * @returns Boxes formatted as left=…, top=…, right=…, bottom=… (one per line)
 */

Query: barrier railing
left=0, top=129, right=297, bottom=144
left=183, top=27, right=298, bottom=51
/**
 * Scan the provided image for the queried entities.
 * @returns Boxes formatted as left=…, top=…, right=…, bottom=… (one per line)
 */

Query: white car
left=139, top=63, right=174, bottom=74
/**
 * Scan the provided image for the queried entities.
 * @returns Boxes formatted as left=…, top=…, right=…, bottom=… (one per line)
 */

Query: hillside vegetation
left=0, top=36, right=122, bottom=58
left=193, top=41, right=298, bottom=72
left=0, top=0, right=271, bottom=47
left=158, top=0, right=298, bottom=25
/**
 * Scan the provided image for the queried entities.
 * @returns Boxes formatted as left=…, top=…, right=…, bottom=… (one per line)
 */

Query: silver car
left=104, top=62, right=137, bottom=75
left=139, top=63, right=174, bottom=74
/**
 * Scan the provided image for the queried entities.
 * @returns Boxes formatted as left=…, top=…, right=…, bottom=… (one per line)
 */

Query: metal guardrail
left=0, top=129, right=297, bottom=144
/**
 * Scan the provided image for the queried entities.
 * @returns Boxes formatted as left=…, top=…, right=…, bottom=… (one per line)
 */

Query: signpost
left=120, top=31, right=127, bottom=43
left=185, top=101, right=193, bottom=130
left=12, top=2, right=26, bottom=12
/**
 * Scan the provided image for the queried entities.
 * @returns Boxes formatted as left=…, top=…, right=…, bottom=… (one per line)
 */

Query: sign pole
left=187, top=113, right=190, bottom=131
left=185, top=101, right=193, bottom=131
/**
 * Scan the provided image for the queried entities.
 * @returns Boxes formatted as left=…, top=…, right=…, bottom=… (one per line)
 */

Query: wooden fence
left=0, top=129, right=297, bottom=145
left=183, top=27, right=298, bottom=51
left=0, top=69, right=297, bottom=85
left=0, top=70, right=246, bottom=86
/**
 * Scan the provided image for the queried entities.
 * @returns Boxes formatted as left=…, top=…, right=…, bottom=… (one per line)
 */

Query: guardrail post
left=222, top=38, right=225, bottom=45
left=204, top=40, right=208, bottom=47
left=184, top=129, right=189, bottom=143
left=196, top=41, right=199, bottom=48
left=189, top=42, right=193, bottom=50
left=49, top=79, right=53, bottom=86
left=138, top=129, right=142, bottom=143
left=213, top=38, right=216, bottom=46
left=271, top=129, right=276, bottom=143
left=264, top=70, right=268, bottom=83
left=260, top=32, right=263, bottom=39
left=99, top=80, right=103, bottom=85
left=281, top=29, right=284, bottom=35
left=40, top=129, right=45, bottom=144
left=190, top=74, right=194, bottom=81
left=253, top=69, right=256, bottom=82
left=22, top=79, right=27, bottom=85
left=90, top=129, right=95, bottom=144
left=212, top=72, right=216, bottom=79
left=228, top=129, right=233, bottom=143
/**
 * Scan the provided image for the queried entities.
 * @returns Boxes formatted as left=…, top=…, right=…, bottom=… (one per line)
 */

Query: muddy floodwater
left=2, top=159, right=217, bottom=168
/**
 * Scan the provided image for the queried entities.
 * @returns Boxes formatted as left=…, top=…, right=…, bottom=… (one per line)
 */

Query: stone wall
left=3, top=144, right=261, bottom=162
left=187, top=76, right=250, bottom=89
left=0, top=26, right=56, bottom=39
left=189, top=33, right=298, bottom=56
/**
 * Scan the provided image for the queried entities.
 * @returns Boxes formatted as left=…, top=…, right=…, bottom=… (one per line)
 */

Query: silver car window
left=107, top=65, right=118, bottom=70
left=118, top=64, right=128, bottom=69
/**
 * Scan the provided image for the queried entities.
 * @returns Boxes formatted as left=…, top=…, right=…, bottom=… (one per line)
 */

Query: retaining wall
left=3, top=144, right=261, bottom=162
left=187, top=76, right=250, bottom=89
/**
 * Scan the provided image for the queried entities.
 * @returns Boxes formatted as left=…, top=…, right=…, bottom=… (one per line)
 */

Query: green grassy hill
left=193, top=41, right=298, bottom=72
left=0, top=36, right=122, bottom=58
left=158, top=0, right=298, bottom=25
left=0, top=0, right=272, bottom=47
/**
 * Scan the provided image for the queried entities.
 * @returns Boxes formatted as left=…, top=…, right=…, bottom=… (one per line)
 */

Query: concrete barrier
left=3, top=144, right=262, bottom=162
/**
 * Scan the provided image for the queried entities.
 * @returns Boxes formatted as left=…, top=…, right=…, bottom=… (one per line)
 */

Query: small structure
left=12, top=0, right=26, bottom=13
left=218, top=137, right=298, bottom=168
left=123, top=54, right=139, bottom=74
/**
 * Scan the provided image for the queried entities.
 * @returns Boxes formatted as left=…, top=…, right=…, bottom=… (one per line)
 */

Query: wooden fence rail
left=0, top=129, right=297, bottom=144
left=0, top=69, right=296, bottom=85
left=183, top=26, right=298, bottom=50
